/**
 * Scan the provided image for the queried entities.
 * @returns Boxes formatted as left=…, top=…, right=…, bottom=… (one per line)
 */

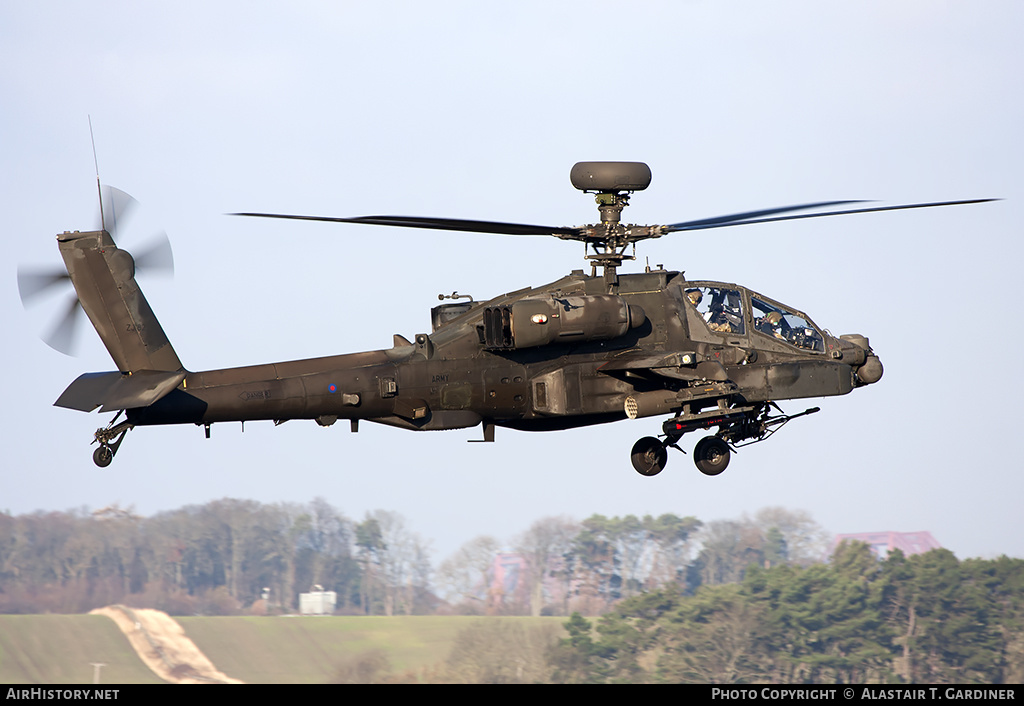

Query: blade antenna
left=89, top=116, right=105, bottom=232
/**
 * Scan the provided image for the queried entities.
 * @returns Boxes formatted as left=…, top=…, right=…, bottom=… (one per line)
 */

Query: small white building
left=299, top=586, right=337, bottom=615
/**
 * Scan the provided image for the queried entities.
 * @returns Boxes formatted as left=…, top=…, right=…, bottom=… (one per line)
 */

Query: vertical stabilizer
left=57, top=230, right=183, bottom=373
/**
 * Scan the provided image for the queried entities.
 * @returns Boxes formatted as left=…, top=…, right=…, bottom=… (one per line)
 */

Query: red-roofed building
left=832, top=531, right=941, bottom=558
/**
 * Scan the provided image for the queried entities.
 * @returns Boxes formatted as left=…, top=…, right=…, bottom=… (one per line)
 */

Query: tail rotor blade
left=100, top=185, right=138, bottom=239
left=17, top=266, right=71, bottom=304
left=42, top=294, right=83, bottom=355
left=133, top=230, right=174, bottom=274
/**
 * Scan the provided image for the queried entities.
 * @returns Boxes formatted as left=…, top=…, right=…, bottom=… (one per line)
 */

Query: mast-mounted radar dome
left=570, top=162, right=652, bottom=193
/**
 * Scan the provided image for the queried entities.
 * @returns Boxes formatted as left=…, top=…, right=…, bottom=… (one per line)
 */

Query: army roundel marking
left=328, top=384, right=337, bottom=393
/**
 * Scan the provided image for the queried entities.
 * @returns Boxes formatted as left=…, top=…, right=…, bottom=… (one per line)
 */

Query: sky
left=2, top=1, right=1022, bottom=566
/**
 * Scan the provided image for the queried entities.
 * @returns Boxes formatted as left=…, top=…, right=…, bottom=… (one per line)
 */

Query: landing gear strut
left=628, top=402, right=819, bottom=477
left=91, top=413, right=132, bottom=467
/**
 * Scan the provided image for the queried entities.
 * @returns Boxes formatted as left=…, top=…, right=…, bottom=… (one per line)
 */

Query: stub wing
left=599, top=351, right=728, bottom=382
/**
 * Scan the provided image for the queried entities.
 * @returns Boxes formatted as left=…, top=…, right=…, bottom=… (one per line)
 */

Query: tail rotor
left=18, top=186, right=174, bottom=355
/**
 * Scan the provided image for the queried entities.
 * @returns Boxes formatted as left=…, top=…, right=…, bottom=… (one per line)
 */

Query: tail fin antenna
left=89, top=116, right=105, bottom=232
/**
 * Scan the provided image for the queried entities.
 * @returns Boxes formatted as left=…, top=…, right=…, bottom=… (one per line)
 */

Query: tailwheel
left=693, top=436, right=731, bottom=476
left=631, top=436, right=668, bottom=476
left=92, top=415, right=132, bottom=468
left=93, top=445, right=113, bottom=468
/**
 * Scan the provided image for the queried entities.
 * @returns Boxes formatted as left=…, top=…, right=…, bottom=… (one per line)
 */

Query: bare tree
left=646, top=513, right=703, bottom=589
left=515, top=516, right=579, bottom=616
left=752, top=507, right=828, bottom=566
left=445, top=619, right=561, bottom=683
left=693, top=520, right=765, bottom=586
left=436, top=535, right=500, bottom=614
left=355, top=515, right=385, bottom=615
left=367, top=510, right=430, bottom=616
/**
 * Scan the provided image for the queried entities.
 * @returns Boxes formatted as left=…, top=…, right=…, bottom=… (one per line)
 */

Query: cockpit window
left=684, top=286, right=745, bottom=335
left=751, top=297, right=824, bottom=352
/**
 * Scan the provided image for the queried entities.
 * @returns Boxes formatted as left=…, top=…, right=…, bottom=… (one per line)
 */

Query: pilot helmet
left=765, top=311, right=782, bottom=325
left=686, top=289, right=703, bottom=306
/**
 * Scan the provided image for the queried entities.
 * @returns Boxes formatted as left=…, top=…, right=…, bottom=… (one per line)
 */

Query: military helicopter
left=22, top=162, right=992, bottom=474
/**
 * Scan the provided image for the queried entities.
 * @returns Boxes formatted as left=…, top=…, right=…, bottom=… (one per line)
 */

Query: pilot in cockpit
left=758, top=310, right=785, bottom=339
left=689, top=288, right=734, bottom=333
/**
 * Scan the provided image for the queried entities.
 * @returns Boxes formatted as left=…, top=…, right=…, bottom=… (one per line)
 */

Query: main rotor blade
left=665, top=201, right=864, bottom=231
left=17, top=266, right=71, bottom=304
left=232, top=212, right=579, bottom=237
left=664, top=199, right=998, bottom=232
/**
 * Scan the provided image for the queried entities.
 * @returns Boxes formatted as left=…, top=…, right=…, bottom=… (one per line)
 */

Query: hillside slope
left=0, top=614, right=162, bottom=684
left=178, top=615, right=561, bottom=684
left=1, top=612, right=563, bottom=684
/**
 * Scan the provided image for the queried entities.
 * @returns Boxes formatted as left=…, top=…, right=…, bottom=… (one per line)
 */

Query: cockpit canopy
left=681, top=283, right=826, bottom=352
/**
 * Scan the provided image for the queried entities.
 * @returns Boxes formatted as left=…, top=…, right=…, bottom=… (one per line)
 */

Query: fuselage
left=124, top=267, right=880, bottom=435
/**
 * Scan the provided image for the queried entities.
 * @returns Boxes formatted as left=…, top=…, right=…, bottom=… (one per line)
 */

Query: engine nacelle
left=483, top=295, right=645, bottom=350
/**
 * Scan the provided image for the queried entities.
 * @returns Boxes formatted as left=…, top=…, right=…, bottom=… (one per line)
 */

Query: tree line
left=0, top=498, right=433, bottom=616
left=0, top=496, right=954, bottom=622
left=544, top=542, right=1024, bottom=684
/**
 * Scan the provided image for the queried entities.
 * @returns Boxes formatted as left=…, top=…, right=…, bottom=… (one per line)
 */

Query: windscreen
left=751, top=297, right=824, bottom=352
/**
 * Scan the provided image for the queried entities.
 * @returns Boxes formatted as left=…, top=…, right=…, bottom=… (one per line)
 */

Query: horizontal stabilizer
left=55, top=370, right=187, bottom=413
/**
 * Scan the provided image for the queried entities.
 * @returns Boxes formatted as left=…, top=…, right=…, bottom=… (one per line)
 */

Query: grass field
left=0, top=614, right=565, bottom=684
left=0, top=615, right=163, bottom=684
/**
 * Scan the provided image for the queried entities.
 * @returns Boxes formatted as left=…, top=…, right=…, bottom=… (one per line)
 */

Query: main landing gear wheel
left=694, top=436, right=731, bottom=476
left=631, top=436, right=668, bottom=476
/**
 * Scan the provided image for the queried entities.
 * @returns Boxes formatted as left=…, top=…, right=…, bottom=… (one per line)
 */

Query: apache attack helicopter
left=22, top=162, right=993, bottom=475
